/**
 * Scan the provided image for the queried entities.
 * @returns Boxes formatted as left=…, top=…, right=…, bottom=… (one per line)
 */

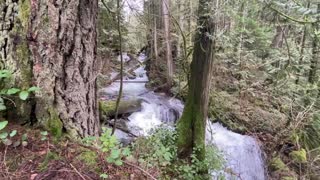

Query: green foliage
left=77, top=150, right=98, bottom=168
left=99, top=128, right=131, bottom=166
left=134, top=127, right=177, bottom=168
left=0, top=120, right=29, bottom=147
left=98, top=0, right=128, bottom=50
left=0, top=121, right=16, bottom=146
left=290, top=149, right=307, bottom=163
left=99, top=128, right=119, bottom=152
left=41, top=131, right=48, bottom=141
left=270, top=157, right=289, bottom=171
left=100, top=173, right=109, bottom=179
left=0, top=69, right=40, bottom=147
left=0, top=69, right=39, bottom=113
left=0, top=121, right=8, bottom=131
left=298, top=113, right=320, bottom=150
left=174, top=146, right=225, bottom=179
left=133, top=127, right=224, bottom=179
left=83, top=127, right=131, bottom=168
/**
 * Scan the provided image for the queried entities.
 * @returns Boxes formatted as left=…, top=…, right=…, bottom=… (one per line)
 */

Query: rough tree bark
left=177, top=0, right=215, bottom=161
left=1, top=0, right=100, bottom=137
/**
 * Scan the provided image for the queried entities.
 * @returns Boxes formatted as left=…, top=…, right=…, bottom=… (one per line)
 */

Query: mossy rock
left=99, top=99, right=142, bottom=118
left=270, top=157, right=289, bottom=171
left=289, top=149, right=307, bottom=163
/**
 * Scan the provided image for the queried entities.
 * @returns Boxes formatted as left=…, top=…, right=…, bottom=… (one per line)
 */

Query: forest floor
left=0, top=123, right=152, bottom=180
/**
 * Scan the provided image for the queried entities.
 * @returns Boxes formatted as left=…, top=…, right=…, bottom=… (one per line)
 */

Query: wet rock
left=109, top=118, right=129, bottom=132
left=113, top=129, right=134, bottom=146
left=127, top=72, right=137, bottom=79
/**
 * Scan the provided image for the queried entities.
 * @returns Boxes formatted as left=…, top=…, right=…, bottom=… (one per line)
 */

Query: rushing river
left=102, top=54, right=266, bottom=180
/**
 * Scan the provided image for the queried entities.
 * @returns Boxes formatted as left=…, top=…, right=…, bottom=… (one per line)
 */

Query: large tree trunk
left=177, top=0, right=215, bottom=161
left=1, top=0, right=100, bottom=137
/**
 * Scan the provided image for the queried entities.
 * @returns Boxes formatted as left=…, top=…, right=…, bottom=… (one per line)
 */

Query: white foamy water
left=127, top=101, right=163, bottom=136
left=206, top=122, right=266, bottom=180
left=103, top=65, right=149, bottom=97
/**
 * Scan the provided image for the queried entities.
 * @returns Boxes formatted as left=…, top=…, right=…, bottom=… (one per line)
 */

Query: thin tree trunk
left=295, top=2, right=310, bottom=85
left=153, top=18, right=159, bottom=60
left=176, top=0, right=182, bottom=59
left=162, top=0, right=173, bottom=86
left=295, top=25, right=307, bottom=84
left=177, top=0, right=215, bottom=162
left=271, top=26, right=285, bottom=48
left=112, top=0, right=124, bottom=135
left=308, top=3, right=320, bottom=85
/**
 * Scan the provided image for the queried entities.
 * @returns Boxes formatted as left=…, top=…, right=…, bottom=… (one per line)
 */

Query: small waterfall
left=102, top=53, right=266, bottom=180
left=206, top=122, right=266, bottom=180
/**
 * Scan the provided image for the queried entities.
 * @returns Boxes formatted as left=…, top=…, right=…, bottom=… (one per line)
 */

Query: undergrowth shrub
left=132, top=126, right=225, bottom=179
left=82, top=127, right=132, bottom=178
left=0, top=69, right=39, bottom=147
left=83, top=128, right=132, bottom=166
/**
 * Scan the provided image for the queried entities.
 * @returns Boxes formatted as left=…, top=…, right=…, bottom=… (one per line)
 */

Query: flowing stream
left=101, top=54, right=266, bottom=180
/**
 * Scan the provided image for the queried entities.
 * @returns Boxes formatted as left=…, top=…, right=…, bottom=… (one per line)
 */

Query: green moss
left=99, top=99, right=142, bottom=118
left=289, top=149, right=307, bottom=163
left=176, top=101, right=194, bottom=158
left=298, top=114, right=320, bottom=150
left=77, top=150, right=98, bottom=168
left=270, top=157, right=289, bottom=171
left=38, top=151, right=60, bottom=171
left=209, top=91, right=248, bottom=133
left=66, top=128, right=80, bottom=140
left=16, top=42, right=32, bottom=88
left=18, top=0, right=31, bottom=31
left=7, top=0, right=32, bottom=89
left=99, top=101, right=116, bottom=116
left=46, top=108, right=63, bottom=139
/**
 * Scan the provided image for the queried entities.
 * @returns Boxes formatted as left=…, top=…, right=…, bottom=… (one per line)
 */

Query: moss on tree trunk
left=177, top=0, right=215, bottom=161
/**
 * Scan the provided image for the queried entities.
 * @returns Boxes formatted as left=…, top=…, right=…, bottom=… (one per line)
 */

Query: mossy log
left=99, top=99, right=142, bottom=118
